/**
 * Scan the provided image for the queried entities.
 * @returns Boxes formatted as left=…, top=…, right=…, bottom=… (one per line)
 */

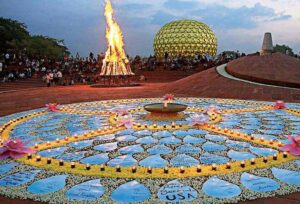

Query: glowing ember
left=101, top=0, right=134, bottom=76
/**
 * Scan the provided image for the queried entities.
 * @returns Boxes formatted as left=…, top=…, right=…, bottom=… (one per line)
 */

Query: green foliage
left=273, top=44, right=293, bottom=54
left=0, top=17, right=69, bottom=59
left=0, top=17, right=30, bottom=52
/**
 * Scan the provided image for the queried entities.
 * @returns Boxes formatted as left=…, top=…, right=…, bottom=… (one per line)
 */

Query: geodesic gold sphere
left=154, top=20, right=218, bottom=58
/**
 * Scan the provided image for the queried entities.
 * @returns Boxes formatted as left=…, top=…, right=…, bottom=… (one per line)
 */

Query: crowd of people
left=1, top=50, right=299, bottom=87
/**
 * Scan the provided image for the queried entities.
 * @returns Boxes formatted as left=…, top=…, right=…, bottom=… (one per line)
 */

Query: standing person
left=57, top=70, right=63, bottom=85
left=49, top=71, right=54, bottom=86
left=0, top=61, right=3, bottom=73
left=46, top=73, right=51, bottom=87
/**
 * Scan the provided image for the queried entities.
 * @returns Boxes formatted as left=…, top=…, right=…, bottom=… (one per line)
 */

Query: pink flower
left=118, top=115, right=135, bottom=129
left=0, top=138, right=34, bottom=160
left=113, top=108, right=129, bottom=116
left=280, top=135, right=300, bottom=156
left=45, top=103, right=60, bottom=112
left=163, top=94, right=174, bottom=101
left=274, top=100, right=286, bottom=110
left=205, top=105, right=221, bottom=116
left=189, top=114, right=209, bottom=126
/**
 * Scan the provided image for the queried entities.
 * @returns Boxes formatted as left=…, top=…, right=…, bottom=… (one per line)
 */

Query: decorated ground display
left=0, top=97, right=300, bottom=203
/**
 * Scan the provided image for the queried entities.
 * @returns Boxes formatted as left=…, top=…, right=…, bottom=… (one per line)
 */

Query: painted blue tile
left=203, top=177, right=241, bottom=198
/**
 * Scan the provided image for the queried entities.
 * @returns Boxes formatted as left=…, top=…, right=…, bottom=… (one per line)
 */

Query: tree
left=0, top=17, right=69, bottom=59
left=273, top=44, right=293, bottom=54
left=0, top=17, right=30, bottom=52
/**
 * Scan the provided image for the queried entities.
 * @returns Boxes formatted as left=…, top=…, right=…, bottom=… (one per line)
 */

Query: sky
left=0, top=0, right=300, bottom=57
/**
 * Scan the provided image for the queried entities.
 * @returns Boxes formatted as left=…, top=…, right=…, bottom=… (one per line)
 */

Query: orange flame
left=101, top=0, right=134, bottom=76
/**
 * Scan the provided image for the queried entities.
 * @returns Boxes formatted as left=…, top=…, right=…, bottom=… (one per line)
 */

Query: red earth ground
left=0, top=63, right=300, bottom=203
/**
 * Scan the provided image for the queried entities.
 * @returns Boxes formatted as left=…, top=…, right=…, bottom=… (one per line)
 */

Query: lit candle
left=86, top=164, right=91, bottom=170
left=100, top=164, right=105, bottom=171
left=116, top=165, right=121, bottom=172
left=224, top=128, right=228, bottom=133
left=273, top=154, right=278, bottom=160
left=212, top=164, right=217, bottom=171
left=180, top=166, right=185, bottom=173
left=147, top=166, right=152, bottom=174
left=47, top=158, right=51, bottom=164
left=27, top=153, right=32, bottom=160
left=172, top=122, right=176, bottom=128
left=64, top=137, right=69, bottom=141
left=132, top=166, right=137, bottom=173
left=71, top=162, right=75, bottom=168
left=56, top=138, right=60, bottom=143
left=59, top=159, right=64, bottom=166
left=283, top=152, right=288, bottom=158
left=240, top=161, right=245, bottom=168
left=260, top=137, right=264, bottom=142
left=36, top=155, right=41, bottom=162
left=34, top=144, right=38, bottom=149
left=263, top=157, right=268, bottom=163
left=196, top=165, right=202, bottom=173
left=250, top=158, right=255, bottom=165
left=153, top=123, right=157, bottom=128
left=226, top=162, right=231, bottom=169
left=164, top=167, right=169, bottom=174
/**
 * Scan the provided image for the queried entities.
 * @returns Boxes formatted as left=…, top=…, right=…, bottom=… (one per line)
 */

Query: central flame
left=101, top=0, right=134, bottom=76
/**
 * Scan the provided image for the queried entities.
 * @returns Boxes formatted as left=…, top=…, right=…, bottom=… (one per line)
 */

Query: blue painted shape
left=170, top=154, right=199, bottom=167
left=272, top=167, right=300, bottom=185
left=69, top=140, right=94, bottom=149
left=296, top=160, right=300, bottom=168
left=0, top=162, right=19, bottom=175
left=38, top=147, right=68, bottom=158
left=119, top=145, right=144, bottom=154
left=176, top=144, right=201, bottom=154
left=160, top=136, right=181, bottom=145
left=202, top=142, right=227, bottom=152
left=80, top=154, right=109, bottom=165
left=117, top=129, right=134, bottom=136
left=225, top=140, right=250, bottom=149
left=116, top=135, right=137, bottom=142
left=250, top=146, right=278, bottom=157
left=94, top=142, right=118, bottom=152
left=107, top=155, right=137, bottom=167
left=241, top=173, right=280, bottom=192
left=134, top=130, right=152, bottom=137
left=202, top=177, right=241, bottom=198
left=153, top=131, right=172, bottom=138
left=28, top=175, right=67, bottom=194
left=227, top=150, right=256, bottom=161
left=183, top=136, right=206, bottom=144
left=0, top=170, right=41, bottom=186
left=173, top=130, right=189, bottom=137
left=157, top=180, right=198, bottom=202
left=260, top=129, right=283, bottom=135
left=205, top=134, right=227, bottom=142
left=139, top=155, right=168, bottom=168
left=187, top=129, right=207, bottom=135
left=57, top=151, right=86, bottom=162
left=252, top=134, right=277, bottom=140
left=136, top=136, right=158, bottom=144
left=147, top=145, right=172, bottom=155
left=111, top=181, right=151, bottom=203
left=66, top=179, right=105, bottom=201
left=200, top=152, right=229, bottom=164
left=94, top=134, right=115, bottom=141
